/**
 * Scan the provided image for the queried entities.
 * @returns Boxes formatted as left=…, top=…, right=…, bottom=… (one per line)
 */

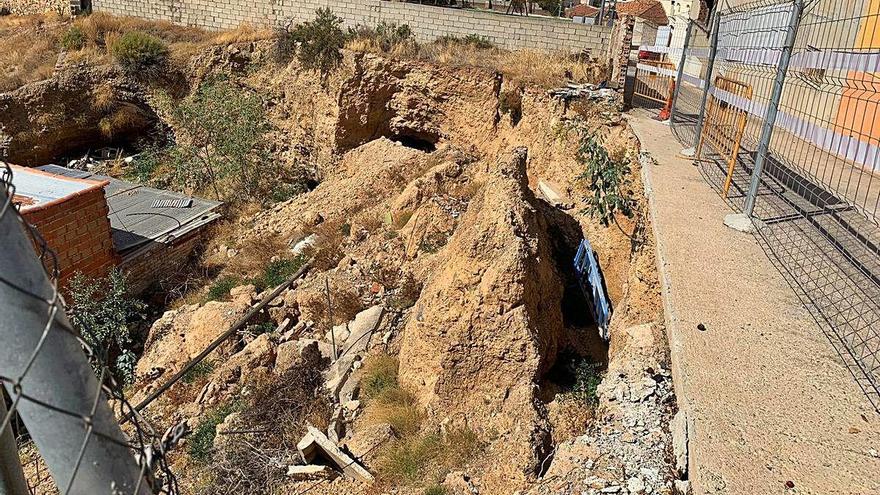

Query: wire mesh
left=663, top=0, right=880, bottom=410
left=671, top=20, right=712, bottom=146
left=0, top=161, right=180, bottom=494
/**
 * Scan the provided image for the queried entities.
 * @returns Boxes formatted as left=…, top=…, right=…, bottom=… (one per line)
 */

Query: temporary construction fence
left=633, top=59, right=678, bottom=107
left=640, top=0, right=880, bottom=411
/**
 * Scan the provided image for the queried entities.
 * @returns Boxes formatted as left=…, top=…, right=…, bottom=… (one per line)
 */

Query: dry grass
left=0, top=13, right=66, bottom=92
left=222, top=234, right=289, bottom=281
left=209, top=23, right=275, bottom=45
left=0, top=12, right=249, bottom=93
left=98, top=105, right=151, bottom=139
left=346, top=34, right=608, bottom=89
left=357, top=353, right=485, bottom=489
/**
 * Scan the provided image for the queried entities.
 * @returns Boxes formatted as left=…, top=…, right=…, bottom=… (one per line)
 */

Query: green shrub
left=60, top=26, right=86, bottom=51
left=254, top=255, right=308, bottom=291
left=289, top=8, right=346, bottom=81
left=571, top=360, right=603, bottom=406
left=575, top=130, right=634, bottom=226
left=68, top=269, right=146, bottom=385
left=371, top=21, right=414, bottom=51
left=181, top=360, right=214, bottom=384
left=189, top=402, right=237, bottom=463
left=424, top=485, right=448, bottom=495
left=168, top=78, right=272, bottom=202
left=110, top=31, right=169, bottom=76
left=246, top=321, right=277, bottom=336
left=206, top=276, right=241, bottom=302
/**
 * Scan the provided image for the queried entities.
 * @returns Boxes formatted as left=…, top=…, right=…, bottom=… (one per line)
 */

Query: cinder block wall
left=22, top=186, right=118, bottom=290
left=90, top=0, right=613, bottom=55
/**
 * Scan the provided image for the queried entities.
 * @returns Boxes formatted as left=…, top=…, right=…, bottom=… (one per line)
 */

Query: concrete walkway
left=629, top=111, right=880, bottom=495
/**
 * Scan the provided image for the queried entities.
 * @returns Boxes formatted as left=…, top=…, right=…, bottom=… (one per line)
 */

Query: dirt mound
left=398, top=148, right=565, bottom=491
left=335, top=54, right=500, bottom=153
left=0, top=66, right=161, bottom=165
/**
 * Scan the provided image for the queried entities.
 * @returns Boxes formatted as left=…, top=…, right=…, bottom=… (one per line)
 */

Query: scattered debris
left=286, top=464, right=336, bottom=480
left=548, top=82, right=616, bottom=102
left=574, top=238, right=613, bottom=341
left=297, top=426, right=374, bottom=482
left=538, top=180, right=574, bottom=210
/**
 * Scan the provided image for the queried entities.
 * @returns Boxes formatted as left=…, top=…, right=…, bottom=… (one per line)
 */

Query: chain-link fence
left=0, top=161, right=180, bottom=494
left=643, top=0, right=880, bottom=411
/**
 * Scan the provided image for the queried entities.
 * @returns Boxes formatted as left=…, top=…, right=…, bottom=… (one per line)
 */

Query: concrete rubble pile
left=548, top=82, right=617, bottom=102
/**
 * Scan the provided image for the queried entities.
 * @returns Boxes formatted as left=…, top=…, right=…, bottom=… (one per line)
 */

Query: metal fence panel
left=662, top=0, right=880, bottom=410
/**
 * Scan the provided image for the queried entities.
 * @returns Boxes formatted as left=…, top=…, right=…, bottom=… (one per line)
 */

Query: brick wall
left=91, top=0, right=614, bottom=55
left=22, top=186, right=118, bottom=290
left=120, top=228, right=208, bottom=295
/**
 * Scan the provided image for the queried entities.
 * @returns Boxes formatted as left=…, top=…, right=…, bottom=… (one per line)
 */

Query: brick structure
left=13, top=166, right=118, bottom=290
left=91, top=0, right=614, bottom=55
left=611, top=14, right=635, bottom=91
left=119, top=229, right=207, bottom=295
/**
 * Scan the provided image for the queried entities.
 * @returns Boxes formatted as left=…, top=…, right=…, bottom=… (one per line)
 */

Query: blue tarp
left=573, top=238, right=612, bottom=341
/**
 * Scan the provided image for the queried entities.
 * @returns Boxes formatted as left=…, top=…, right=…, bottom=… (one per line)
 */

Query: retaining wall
left=89, top=0, right=613, bottom=55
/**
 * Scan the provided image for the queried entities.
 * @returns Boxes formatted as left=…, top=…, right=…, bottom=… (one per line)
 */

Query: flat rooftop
left=9, top=165, right=107, bottom=212
left=37, top=165, right=222, bottom=258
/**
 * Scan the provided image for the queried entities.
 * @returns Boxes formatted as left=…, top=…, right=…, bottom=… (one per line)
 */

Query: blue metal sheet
left=573, top=238, right=613, bottom=341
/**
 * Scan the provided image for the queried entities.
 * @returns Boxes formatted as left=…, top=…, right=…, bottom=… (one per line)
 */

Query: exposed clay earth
left=3, top=25, right=674, bottom=495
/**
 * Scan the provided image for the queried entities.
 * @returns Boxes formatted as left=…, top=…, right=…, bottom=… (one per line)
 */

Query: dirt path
left=629, top=110, right=880, bottom=495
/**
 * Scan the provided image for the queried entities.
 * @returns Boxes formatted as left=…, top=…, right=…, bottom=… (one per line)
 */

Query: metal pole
left=125, top=261, right=311, bottom=420
left=0, top=182, right=150, bottom=494
left=0, top=393, right=29, bottom=495
left=743, top=0, right=804, bottom=217
left=325, top=276, right=338, bottom=361
left=689, top=6, right=721, bottom=157
left=670, top=19, right=694, bottom=127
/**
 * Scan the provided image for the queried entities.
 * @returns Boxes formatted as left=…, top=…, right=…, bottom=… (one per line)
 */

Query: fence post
left=742, top=0, right=804, bottom=217
left=0, top=175, right=151, bottom=494
left=0, top=393, right=29, bottom=495
left=684, top=7, right=721, bottom=157
left=669, top=19, right=694, bottom=127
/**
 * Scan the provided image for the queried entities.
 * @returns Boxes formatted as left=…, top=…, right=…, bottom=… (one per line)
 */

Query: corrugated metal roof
left=37, top=165, right=222, bottom=256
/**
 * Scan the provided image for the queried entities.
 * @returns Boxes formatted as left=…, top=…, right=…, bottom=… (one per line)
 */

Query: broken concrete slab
left=286, top=464, right=335, bottom=480
left=538, top=180, right=573, bottom=210
left=339, top=306, right=384, bottom=358
left=326, top=324, right=350, bottom=347
left=338, top=368, right=362, bottom=402
left=297, top=426, right=374, bottom=482
left=323, top=354, right=357, bottom=397
left=723, top=213, right=754, bottom=233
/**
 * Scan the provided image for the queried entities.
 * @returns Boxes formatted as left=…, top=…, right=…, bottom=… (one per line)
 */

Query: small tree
left=289, top=8, right=346, bottom=82
left=68, top=269, right=146, bottom=385
left=169, top=78, right=271, bottom=201
left=575, top=130, right=635, bottom=227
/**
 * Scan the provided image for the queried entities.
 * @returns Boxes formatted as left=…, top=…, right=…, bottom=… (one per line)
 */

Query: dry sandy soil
left=2, top=16, right=674, bottom=495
